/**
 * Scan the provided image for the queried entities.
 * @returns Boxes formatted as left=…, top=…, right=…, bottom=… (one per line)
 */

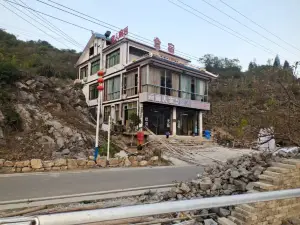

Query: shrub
left=0, top=62, right=20, bottom=85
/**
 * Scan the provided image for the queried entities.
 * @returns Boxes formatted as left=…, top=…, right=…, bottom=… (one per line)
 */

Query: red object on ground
left=137, top=131, right=144, bottom=145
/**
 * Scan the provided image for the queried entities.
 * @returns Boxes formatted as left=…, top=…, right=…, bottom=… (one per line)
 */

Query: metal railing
left=1, top=188, right=300, bottom=225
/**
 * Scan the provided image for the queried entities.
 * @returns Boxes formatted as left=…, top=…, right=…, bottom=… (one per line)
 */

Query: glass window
left=80, top=65, right=88, bottom=79
left=123, top=70, right=138, bottom=97
left=89, top=83, right=98, bottom=100
left=90, top=60, right=100, bottom=75
left=104, top=106, right=111, bottom=124
left=104, top=75, right=120, bottom=101
left=89, top=46, right=94, bottom=56
left=106, top=49, right=120, bottom=68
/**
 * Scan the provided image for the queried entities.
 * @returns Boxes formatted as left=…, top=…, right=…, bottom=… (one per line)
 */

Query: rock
left=56, top=137, right=65, bottom=149
left=88, top=156, right=94, bottom=160
left=43, top=160, right=54, bottom=168
left=61, top=166, right=68, bottom=170
left=223, top=189, right=233, bottom=195
left=150, top=156, right=159, bottom=161
left=15, top=82, right=29, bottom=90
left=62, top=126, right=73, bottom=136
left=26, top=79, right=35, bottom=86
left=87, top=160, right=96, bottom=167
left=131, top=160, right=139, bottom=167
left=96, top=157, right=107, bottom=167
left=4, top=161, right=14, bottom=167
left=15, top=161, right=24, bottom=168
left=31, top=159, right=42, bottom=169
left=19, top=90, right=36, bottom=103
left=38, top=136, right=55, bottom=149
left=200, top=177, right=212, bottom=191
left=15, top=168, right=22, bottom=172
left=67, top=159, right=78, bottom=169
left=0, top=128, right=3, bottom=139
left=45, top=120, right=63, bottom=130
left=52, top=151, right=62, bottom=158
left=22, top=167, right=32, bottom=172
left=0, top=159, right=4, bottom=167
left=176, top=194, right=183, bottom=200
left=62, top=149, right=70, bottom=155
left=54, top=158, right=67, bottom=167
left=234, top=180, right=247, bottom=191
left=246, top=182, right=256, bottom=191
left=180, top=183, right=191, bottom=193
left=219, top=208, right=231, bottom=217
left=109, top=158, right=119, bottom=167
left=115, top=150, right=128, bottom=158
left=23, top=160, right=30, bottom=167
left=204, top=219, right=217, bottom=225
left=139, top=160, right=148, bottom=166
left=124, top=158, right=131, bottom=167
left=77, top=159, right=87, bottom=166
left=0, top=110, right=4, bottom=125
left=137, top=155, right=145, bottom=162
left=52, top=167, right=60, bottom=171
left=35, top=168, right=45, bottom=172
left=230, top=169, right=240, bottom=178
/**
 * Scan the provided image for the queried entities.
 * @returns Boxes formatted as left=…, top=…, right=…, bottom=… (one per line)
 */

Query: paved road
left=0, top=166, right=203, bottom=201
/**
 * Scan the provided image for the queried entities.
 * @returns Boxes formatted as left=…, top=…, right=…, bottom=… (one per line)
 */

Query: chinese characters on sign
left=153, top=37, right=161, bottom=50
left=168, top=43, right=174, bottom=54
left=111, top=26, right=128, bottom=44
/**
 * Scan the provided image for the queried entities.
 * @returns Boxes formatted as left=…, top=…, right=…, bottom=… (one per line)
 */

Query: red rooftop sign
left=111, top=26, right=128, bottom=44
left=153, top=37, right=175, bottom=54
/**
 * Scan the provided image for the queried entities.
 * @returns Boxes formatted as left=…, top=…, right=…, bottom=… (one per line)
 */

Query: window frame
left=80, top=65, right=88, bottom=79
left=106, top=49, right=120, bottom=68
left=90, top=59, right=100, bottom=75
left=103, top=105, right=111, bottom=124
left=89, top=83, right=98, bottom=100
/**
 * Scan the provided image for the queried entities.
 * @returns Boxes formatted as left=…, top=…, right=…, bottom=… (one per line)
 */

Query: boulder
left=23, top=160, right=30, bottom=167
left=179, top=183, right=191, bottom=193
left=96, top=157, right=107, bottom=167
left=45, top=120, right=63, bottom=130
left=150, top=156, right=159, bottom=161
left=43, top=160, right=54, bottom=168
left=15, top=161, right=24, bottom=168
left=87, top=160, right=96, bottom=167
left=219, top=208, right=231, bottom=217
left=77, top=159, right=87, bottom=166
left=4, top=161, right=14, bottom=167
left=204, top=219, right=217, bottom=225
left=62, top=149, right=70, bottom=155
left=137, top=155, right=145, bottom=162
left=67, top=159, right=78, bottom=169
left=54, top=158, right=67, bottom=167
left=0, top=159, right=4, bottom=167
left=108, top=158, right=119, bottom=167
left=131, top=160, right=139, bottom=167
left=22, top=167, right=32, bottom=172
left=124, top=158, right=131, bottom=167
left=31, top=159, right=42, bottom=169
left=88, top=156, right=94, bottom=160
left=37, top=136, right=55, bottom=149
left=52, top=167, right=60, bottom=171
left=56, top=137, right=65, bottom=149
left=139, top=160, right=148, bottom=166
left=200, top=177, right=212, bottom=191
left=230, top=169, right=240, bottom=178
left=115, top=150, right=128, bottom=158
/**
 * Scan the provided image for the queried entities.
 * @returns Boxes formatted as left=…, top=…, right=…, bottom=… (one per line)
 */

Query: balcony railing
left=141, top=84, right=208, bottom=102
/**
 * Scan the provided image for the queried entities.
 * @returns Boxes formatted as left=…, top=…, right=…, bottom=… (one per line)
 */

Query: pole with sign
left=94, top=70, right=105, bottom=161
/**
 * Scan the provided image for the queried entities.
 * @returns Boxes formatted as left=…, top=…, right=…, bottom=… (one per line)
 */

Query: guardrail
left=1, top=188, right=300, bottom=225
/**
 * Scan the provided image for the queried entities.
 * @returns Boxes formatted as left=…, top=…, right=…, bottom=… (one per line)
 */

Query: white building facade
left=75, top=29, right=217, bottom=135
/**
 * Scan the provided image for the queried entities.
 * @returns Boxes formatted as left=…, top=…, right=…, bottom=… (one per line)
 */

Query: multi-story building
left=75, top=28, right=217, bottom=136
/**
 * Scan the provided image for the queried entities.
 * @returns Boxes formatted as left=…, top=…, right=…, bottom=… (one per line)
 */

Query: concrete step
left=281, top=159, right=300, bottom=167
left=218, top=217, right=238, bottom=225
left=258, top=174, right=282, bottom=185
left=228, top=216, right=244, bottom=225
left=252, top=181, right=275, bottom=191
left=272, top=162, right=297, bottom=170
left=266, top=166, right=290, bottom=174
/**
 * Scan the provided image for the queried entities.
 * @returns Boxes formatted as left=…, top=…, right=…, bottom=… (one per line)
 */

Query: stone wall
left=223, top=158, right=300, bottom=225
left=0, top=156, right=160, bottom=173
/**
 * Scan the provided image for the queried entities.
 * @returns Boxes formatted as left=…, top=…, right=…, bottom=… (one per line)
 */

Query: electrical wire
left=199, top=0, right=300, bottom=57
left=168, top=0, right=275, bottom=56
left=40, top=0, right=200, bottom=60
left=219, top=0, right=300, bottom=53
left=0, top=1, right=71, bottom=49
left=17, top=0, right=83, bottom=48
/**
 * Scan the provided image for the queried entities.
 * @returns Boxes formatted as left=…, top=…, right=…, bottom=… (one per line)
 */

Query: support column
left=172, top=106, right=177, bottom=136
left=139, top=102, right=143, bottom=129
left=199, top=111, right=203, bottom=137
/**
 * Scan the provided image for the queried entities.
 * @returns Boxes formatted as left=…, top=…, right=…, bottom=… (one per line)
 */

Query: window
left=80, top=65, right=88, bottom=79
left=89, top=46, right=94, bottom=56
left=129, top=46, right=148, bottom=62
left=122, top=101, right=137, bottom=127
left=89, top=83, right=98, bottom=100
left=90, top=60, right=100, bottom=75
left=104, top=76, right=121, bottom=101
left=123, top=70, right=138, bottom=97
left=106, top=49, right=120, bottom=68
left=115, top=104, right=120, bottom=123
left=180, top=75, right=208, bottom=101
left=103, top=106, right=111, bottom=124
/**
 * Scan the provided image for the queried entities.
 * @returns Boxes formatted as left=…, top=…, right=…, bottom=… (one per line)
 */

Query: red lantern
left=97, top=85, right=104, bottom=91
left=97, top=70, right=105, bottom=76
left=97, top=78, right=104, bottom=83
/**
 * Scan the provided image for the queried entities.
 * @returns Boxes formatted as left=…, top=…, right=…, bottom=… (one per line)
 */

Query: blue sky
left=1, top=0, right=300, bottom=70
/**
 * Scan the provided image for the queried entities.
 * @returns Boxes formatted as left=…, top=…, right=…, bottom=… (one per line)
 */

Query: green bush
left=0, top=62, right=20, bottom=85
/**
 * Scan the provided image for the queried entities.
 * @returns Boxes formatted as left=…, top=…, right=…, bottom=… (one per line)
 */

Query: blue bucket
left=204, top=130, right=211, bottom=140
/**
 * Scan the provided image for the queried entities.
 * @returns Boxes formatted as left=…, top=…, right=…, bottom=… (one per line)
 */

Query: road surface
left=0, top=166, right=203, bottom=201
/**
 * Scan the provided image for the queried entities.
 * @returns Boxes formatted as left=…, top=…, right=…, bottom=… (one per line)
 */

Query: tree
left=283, top=60, right=290, bottom=70
left=248, top=61, right=257, bottom=71
left=273, top=55, right=281, bottom=68
left=0, top=62, right=20, bottom=85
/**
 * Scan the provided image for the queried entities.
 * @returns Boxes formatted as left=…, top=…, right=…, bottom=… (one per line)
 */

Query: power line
left=17, top=0, right=83, bottom=48
left=200, top=0, right=300, bottom=57
left=39, top=0, right=200, bottom=60
left=0, top=1, right=71, bottom=49
left=168, top=0, right=275, bottom=56
left=219, top=0, right=300, bottom=53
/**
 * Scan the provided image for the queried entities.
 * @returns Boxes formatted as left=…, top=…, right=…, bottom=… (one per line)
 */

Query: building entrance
left=176, top=108, right=199, bottom=136
left=143, top=103, right=172, bottom=135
